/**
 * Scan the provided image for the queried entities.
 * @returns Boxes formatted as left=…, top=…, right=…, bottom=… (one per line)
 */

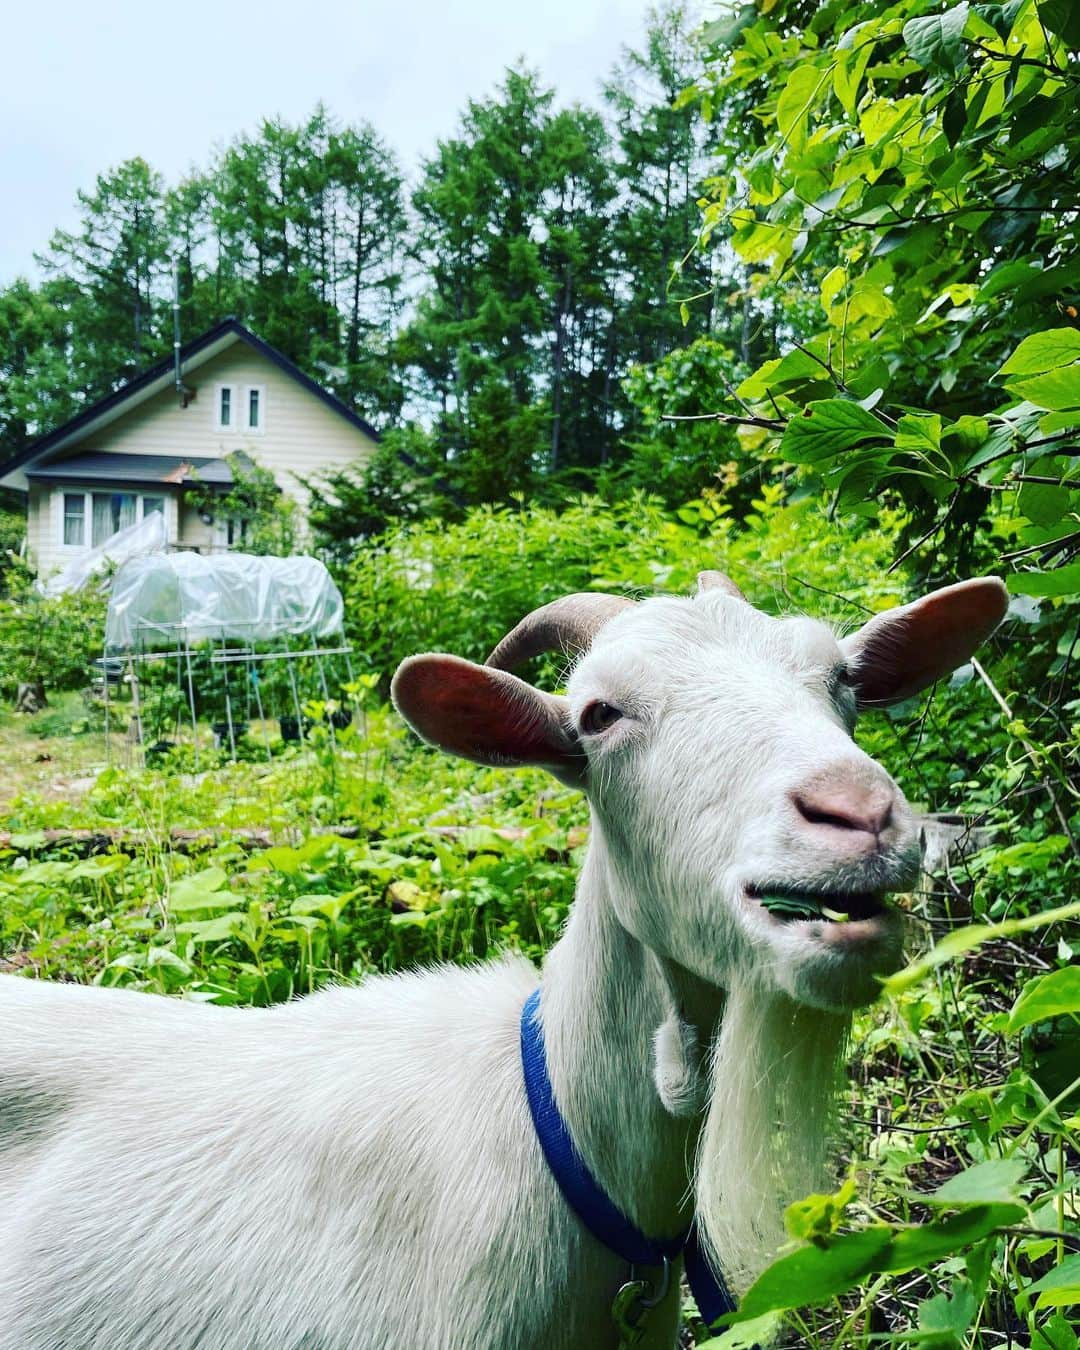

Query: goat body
left=1, top=961, right=665, bottom=1348
left=0, top=574, right=1009, bottom=1348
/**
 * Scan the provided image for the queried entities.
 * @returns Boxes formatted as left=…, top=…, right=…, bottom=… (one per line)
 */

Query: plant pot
left=279, top=716, right=302, bottom=743
left=211, top=721, right=247, bottom=749
left=326, top=706, right=352, bottom=730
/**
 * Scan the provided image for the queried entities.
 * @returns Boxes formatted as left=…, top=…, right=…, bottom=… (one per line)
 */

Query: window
left=59, top=490, right=166, bottom=548
left=92, top=492, right=136, bottom=546
left=215, top=384, right=236, bottom=431
left=63, top=493, right=85, bottom=546
left=244, top=385, right=265, bottom=432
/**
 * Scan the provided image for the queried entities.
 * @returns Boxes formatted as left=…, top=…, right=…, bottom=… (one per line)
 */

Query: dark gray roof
left=26, top=452, right=234, bottom=486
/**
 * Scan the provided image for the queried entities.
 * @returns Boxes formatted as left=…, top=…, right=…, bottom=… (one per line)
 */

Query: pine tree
left=37, top=158, right=171, bottom=392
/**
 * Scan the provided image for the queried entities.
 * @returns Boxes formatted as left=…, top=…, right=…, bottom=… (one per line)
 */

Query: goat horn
left=486, top=594, right=635, bottom=671
left=697, top=570, right=746, bottom=601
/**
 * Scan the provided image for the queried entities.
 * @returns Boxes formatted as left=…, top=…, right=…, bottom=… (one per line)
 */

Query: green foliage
left=186, top=453, right=299, bottom=556
left=0, top=580, right=106, bottom=699
left=694, top=0, right=1079, bottom=589
left=340, top=486, right=906, bottom=683
left=611, top=339, right=756, bottom=508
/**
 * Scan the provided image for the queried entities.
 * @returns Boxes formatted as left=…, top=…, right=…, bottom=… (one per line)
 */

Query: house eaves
left=0, top=319, right=382, bottom=493
left=26, top=452, right=235, bottom=487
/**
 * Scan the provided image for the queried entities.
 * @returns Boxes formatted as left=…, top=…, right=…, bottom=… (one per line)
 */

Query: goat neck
left=538, top=823, right=723, bottom=1240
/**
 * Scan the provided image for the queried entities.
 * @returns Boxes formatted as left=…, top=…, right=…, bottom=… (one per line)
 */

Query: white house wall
left=25, top=337, right=377, bottom=576
left=74, top=342, right=376, bottom=517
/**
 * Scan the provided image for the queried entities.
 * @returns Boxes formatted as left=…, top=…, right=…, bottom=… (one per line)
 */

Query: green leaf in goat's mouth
left=753, top=889, right=883, bottom=923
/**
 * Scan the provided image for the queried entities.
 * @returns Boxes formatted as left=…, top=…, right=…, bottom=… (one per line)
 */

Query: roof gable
left=0, top=320, right=380, bottom=492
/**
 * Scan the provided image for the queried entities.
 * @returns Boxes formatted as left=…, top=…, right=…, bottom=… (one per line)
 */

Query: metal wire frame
left=102, top=620, right=354, bottom=768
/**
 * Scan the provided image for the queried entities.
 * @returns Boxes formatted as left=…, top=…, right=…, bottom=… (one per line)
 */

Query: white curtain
left=92, top=492, right=136, bottom=546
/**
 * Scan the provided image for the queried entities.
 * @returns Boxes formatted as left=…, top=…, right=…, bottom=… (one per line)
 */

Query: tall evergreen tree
left=37, top=158, right=171, bottom=393
left=604, top=4, right=718, bottom=369
left=0, top=280, right=75, bottom=463
left=407, top=67, right=556, bottom=501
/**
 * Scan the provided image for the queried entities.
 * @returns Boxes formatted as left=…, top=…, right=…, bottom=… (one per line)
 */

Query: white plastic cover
left=105, top=552, right=345, bottom=650
left=40, top=510, right=168, bottom=598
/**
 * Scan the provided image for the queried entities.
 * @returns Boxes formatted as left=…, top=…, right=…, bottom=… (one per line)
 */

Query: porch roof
left=26, top=452, right=234, bottom=487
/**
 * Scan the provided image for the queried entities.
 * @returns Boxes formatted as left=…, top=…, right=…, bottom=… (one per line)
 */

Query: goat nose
left=792, top=778, right=894, bottom=840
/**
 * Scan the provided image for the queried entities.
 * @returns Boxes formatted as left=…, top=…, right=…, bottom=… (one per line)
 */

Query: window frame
left=62, top=492, right=86, bottom=547
left=57, top=488, right=170, bottom=549
left=243, top=384, right=266, bottom=434
left=215, top=383, right=238, bottom=432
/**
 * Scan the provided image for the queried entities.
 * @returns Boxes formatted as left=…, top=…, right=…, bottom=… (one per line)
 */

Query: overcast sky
left=0, top=0, right=662, bottom=284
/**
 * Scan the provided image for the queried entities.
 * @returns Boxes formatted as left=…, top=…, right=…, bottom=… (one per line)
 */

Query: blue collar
left=520, top=988, right=736, bottom=1330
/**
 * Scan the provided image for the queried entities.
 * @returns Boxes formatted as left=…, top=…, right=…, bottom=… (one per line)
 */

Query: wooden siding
left=26, top=338, right=376, bottom=578
left=75, top=342, right=376, bottom=507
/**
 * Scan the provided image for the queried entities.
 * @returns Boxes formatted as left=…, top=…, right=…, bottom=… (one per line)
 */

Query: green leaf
left=776, top=65, right=825, bottom=150
left=1030, top=1314, right=1078, bottom=1350
left=1027, top=1252, right=1080, bottom=1308
left=1008, top=565, right=1080, bottom=597
left=701, top=4, right=758, bottom=50
left=145, top=947, right=193, bottom=975
left=1039, top=0, right=1080, bottom=47
left=1039, top=409, right=1080, bottom=434
left=917, top=1280, right=977, bottom=1341
left=882, top=900, right=1080, bottom=993
left=997, top=329, right=1080, bottom=378
left=1019, top=456, right=1075, bottom=526
left=175, top=912, right=246, bottom=943
left=834, top=42, right=873, bottom=118
left=895, top=413, right=943, bottom=456
left=880, top=1205, right=1025, bottom=1273
left=734, top=1204, right=1019, bottom=1321
left=903, top=3, right=970, bottom=73
left=697, top=1311, right=785, bottom=1348
left=1005, top=363, right=1080, bottom=412
left=976, top=260, right=1042, bottom=301
left=170, top=866, right=228, bottom=904
left=736, top=1227, right=893, bottom=1317
left=781, top=399, right=889, bottom=465
left=1007, top=966, right=1080, bottom=1032
left=738, top=348, right=827, bottom=401
left=785, top=1177, right=857, bottom=1242
left=926, top=1158, right=1028, bottom=1207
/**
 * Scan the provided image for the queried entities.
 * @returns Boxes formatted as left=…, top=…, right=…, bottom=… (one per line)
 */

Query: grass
left=0, top=693, right=111, bottom=809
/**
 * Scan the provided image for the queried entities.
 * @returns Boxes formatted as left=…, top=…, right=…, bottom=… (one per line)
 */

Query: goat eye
left=831, top=665, right=855, bottom=691
left=579, top=701, right=623, bottom=735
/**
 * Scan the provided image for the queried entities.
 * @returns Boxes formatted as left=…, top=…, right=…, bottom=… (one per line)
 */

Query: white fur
left=1, top=588, right=961, bottom=1348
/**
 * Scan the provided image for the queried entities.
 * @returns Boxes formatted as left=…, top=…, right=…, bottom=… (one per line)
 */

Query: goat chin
left=694, top=976, right=849, bottom=1292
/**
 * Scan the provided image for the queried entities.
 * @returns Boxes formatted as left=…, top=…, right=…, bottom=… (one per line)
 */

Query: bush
left=0, top=583, right=106, bottom=702
left=342, top=487, right=907, bottom=681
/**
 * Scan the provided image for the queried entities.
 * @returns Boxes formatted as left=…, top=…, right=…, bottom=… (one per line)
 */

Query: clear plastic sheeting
left=40, top=510, right=168, bottom=598
left=105, top=552, right=345, bottom=651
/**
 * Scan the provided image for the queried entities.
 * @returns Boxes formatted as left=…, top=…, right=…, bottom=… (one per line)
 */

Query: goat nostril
left=794, top=791, right=892, bottom=838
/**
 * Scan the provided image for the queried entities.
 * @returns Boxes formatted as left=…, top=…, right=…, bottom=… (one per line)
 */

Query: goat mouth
left=746, top=885, right=888, bottom=925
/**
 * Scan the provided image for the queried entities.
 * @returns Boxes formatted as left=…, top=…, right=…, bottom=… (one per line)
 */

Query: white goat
left=0, top=572, right=1007, bottom=1349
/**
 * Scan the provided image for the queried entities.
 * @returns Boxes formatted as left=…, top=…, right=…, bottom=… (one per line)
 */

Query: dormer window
left=215, top=384, right=237, bottom=431
left=244, top=386, right=265, bottom=433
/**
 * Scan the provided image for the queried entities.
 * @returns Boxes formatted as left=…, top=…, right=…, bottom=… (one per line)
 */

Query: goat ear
left=391, top=654, right=584, bottom=784
left=840, top=577, right=1008, bottom=707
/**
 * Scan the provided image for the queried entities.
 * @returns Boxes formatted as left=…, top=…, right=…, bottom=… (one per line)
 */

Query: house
left=0, top=319, right=380, bottom=578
